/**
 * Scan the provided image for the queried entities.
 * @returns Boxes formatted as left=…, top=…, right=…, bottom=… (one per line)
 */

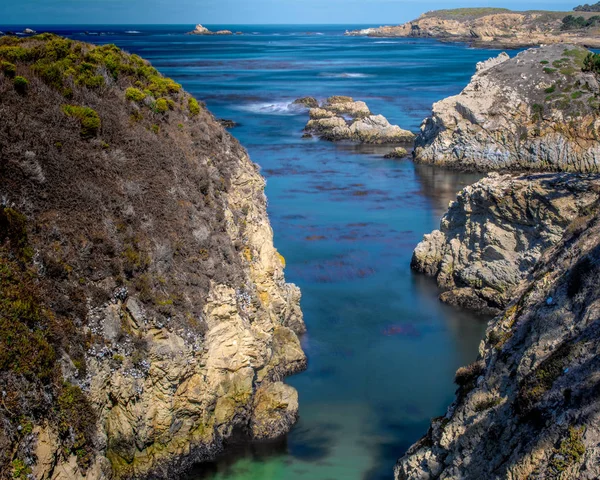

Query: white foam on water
left=319, top=72, right=373, bottom=78
left=125, top=30, right=142, bottom=34
left=237, top=101, right=304, bottom=116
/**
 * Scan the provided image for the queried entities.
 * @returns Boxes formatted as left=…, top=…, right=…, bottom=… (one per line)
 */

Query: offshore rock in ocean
left=296, top=96, right=415, bottom=144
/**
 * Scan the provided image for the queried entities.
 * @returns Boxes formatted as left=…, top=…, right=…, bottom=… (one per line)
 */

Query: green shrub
left=0, top=46, right=32, bottom=62
left=188, top=97, right=200, bottom=116
left=545, top=85, right=556, bottom=94
left=155, top=97, right=169, bottom=113
left=57, top=383, right=96, bottom=469
left=572, top=91, right=584, bottom=99
left=11, top=458, right=31, bottom=479
left=549, top=426, right=586, bottom=474
left=62, top=104, right=101, bottom=138
left=583, top=52, right=600, bottom=74
left=146, top=75, right=181, bottom=97
left=540, top=60, right=549, bottom=65
left=125, top=87, right=146, bottom=102
left=0, top=60, right=16, bottom=78
left=543, top=67, right=557, bottom=74
left=13, top=75, right=28, bottom=94
left=33, top=60, right=65, bottom=89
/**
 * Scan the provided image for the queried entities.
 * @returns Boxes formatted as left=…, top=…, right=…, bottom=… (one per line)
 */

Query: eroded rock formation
left=398, top=186, right=600, bottom=480
left=412, top=172, right=600, bottom=314
left=0, top=34, right=303, bottom=479
left=299, top=96, right=415, bottom=144
left=413, top=45, right=600, bottom=172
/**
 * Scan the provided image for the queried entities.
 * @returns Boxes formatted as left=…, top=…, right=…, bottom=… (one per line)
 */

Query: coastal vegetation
left=0, top=32, right=305, bottom=479
left=574, top=1, right=600, bottom=11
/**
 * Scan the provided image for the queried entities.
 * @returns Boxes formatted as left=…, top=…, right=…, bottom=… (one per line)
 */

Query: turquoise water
left=14, top=24, right=510, bottom=479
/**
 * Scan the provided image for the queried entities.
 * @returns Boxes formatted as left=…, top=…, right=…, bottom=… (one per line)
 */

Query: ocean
left=4, top=23, right=513, bottom=480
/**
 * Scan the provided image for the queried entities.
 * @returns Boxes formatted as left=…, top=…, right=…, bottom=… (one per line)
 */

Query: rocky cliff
left=0, top=34, right=304, bottom=479
left=397, top=175, right=600, bottom=479
left=413, top=45, right=600, bottom=172
left=412, top=173, right=600, bottom=315
left=345, top=8, right=600, bottom=48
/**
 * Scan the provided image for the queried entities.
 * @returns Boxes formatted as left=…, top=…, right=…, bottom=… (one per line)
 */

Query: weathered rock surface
left=397, top=185, right=600, bottom=480
left=413, top=45, right=600, bottom=172
left=300, top=96, right=415, bottom=144
left=384, top=147, right=408, bottom=158
left=412, top=172, right=600, bottom=314
left=187, top=24, right=233, bottom=35
left=0, top=35, right=303, bottom=480
left=345, top=8, right=600, bottom=48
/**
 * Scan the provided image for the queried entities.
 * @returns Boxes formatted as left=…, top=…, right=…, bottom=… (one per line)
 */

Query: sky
left=1, top=0, right=583, bottom=25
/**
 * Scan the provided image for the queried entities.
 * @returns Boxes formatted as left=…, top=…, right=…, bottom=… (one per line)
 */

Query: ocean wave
left=125, top=30, right=142, bottom=34
left=373, top=41, right=399, bottom=44
left=319, top=72, right=373, bottom=78
left=237, top=101, right=303, bottom=115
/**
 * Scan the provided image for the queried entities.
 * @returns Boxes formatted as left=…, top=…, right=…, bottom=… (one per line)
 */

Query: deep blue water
left=5, top=24, right=514, bottom=479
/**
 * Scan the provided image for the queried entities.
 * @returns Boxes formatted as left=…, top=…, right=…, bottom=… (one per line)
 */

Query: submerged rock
left=300, top=96, right=415, bottom=144
left=414, top=45, right=600, bottom=172
left=411, top=172, right=600, bottom=314
left=292, top=96, right=319, bottom=108
left=397, top=184, right=600, bottom=480
left=384, top=147, right=408, bottom=158
left=218, top=118, right=238, bottom=128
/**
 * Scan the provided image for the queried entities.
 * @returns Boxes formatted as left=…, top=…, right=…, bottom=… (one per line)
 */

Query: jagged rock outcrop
left=397, top=182, right=600, bottom=480
left=413, top=45, right=600, bottom=172
left=300, top=96, right=415, bottom=144
left=187, top=24, right=233, bottom=35
left=0, top=34, right=303, bottom=480
left=345, top=8, right=600, bottom=48
left=412, top=172, right=600, bottom=314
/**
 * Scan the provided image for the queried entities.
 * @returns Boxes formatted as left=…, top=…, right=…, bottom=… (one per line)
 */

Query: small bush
left=545, top=85, right=556, bottom=94
left=188, top=97, right=200, bottom=116
left=125, top=87, right=146, bottom=102
left=540, top=60, right=549, bottom=65
left=549, top=426, right=586, bottom=474
left=571, top=91, right=583, bottom=99
left=0, top=60, right=16, bottom=78
left=543, top=67, right=557, bottom=74
left=62, top=104, right=101, bottom=138
left=13, top=75, right=28, bottom=94
left=455, top=361, right=485, bottom=387
left=155, top=97, right=169, bottom=113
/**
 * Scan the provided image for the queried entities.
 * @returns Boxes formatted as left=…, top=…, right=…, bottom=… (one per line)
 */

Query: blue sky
left=2, top=0, right=581, bottom=24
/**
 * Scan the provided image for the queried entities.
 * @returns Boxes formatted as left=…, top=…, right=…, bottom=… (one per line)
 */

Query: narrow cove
left=64, top=24, right=504, bottom=479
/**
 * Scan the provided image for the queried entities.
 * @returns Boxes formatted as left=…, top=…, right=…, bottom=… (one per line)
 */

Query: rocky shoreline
left=399, top=40, right=600, bottom=479
left=345, top=8, right=600, bottom=48
left=414, top=45, right=600, bottom=172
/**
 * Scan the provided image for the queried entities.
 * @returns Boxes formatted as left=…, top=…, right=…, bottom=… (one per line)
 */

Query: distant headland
left=345, top=7, right=600, bottom=48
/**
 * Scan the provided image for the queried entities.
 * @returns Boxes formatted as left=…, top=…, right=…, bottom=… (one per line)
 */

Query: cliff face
left=412, top=173, right=600, bottom=315
left=413, top=45, right=600, bottom=172
left=0, top=34, right=304, bottom=479
left=345, top=8, right=600, bottom=48
left=397, top=177, right=600, bottom=480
